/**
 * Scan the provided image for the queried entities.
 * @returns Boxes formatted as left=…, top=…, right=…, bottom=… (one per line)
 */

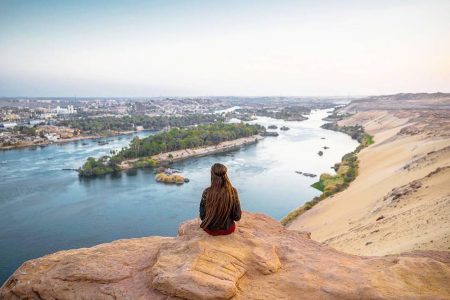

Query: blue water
left=0, top=109, right=358, bottom=284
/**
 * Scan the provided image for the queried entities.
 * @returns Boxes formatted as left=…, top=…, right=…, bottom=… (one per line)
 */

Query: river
left=0, top=109, right=358, bottom=283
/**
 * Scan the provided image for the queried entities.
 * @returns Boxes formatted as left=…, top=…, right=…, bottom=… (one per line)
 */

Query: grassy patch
left=311, top=180, right=324, bottom=192
left=131, top=158, right=157, bottom=168
left=280, top=206, right=308, bottom=226
left=280, top=197, right=321, bottom=225
left=365, top=134, right=374, bottom=145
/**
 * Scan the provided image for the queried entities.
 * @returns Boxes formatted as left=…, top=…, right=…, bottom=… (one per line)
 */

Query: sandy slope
left=288, top=110, right=450, bottom=256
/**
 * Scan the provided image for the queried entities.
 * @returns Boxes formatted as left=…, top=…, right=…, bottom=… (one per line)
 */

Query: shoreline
left=0, top=130, right=153, bottom=151
left=280, top=122, right=370, bottom=226
left=120, top=135, right=263, bottom=170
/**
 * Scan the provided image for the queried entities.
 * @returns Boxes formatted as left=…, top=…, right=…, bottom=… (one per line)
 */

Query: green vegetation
left=254, top=106, right=310, bottom=121
left=281, top=123, right=374, bottom=226
left=365, top=134, right=374, bottom=145
left=79, top=122, right=263, bottom=177
left=78, top=156, right=121, bottom=177
left=322, top=112, right=353, bottom=122
left=228, top=106, right=310, bottom=121
left=59, top=114, right=223, bottom=135
left=310, top=180, right=325, bottom=192
left=311, top=151, right=358, bottom=196
left=116, top=122, right=262, bottom=160
left=321, top=123, right=365, bottom=142
left=131, top=157, right=157, bottom=169
left=10, top=126, right=37, bottom=136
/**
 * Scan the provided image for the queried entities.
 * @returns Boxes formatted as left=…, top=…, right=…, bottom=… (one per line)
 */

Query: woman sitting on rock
left=199, top=163, right=242, bottom=236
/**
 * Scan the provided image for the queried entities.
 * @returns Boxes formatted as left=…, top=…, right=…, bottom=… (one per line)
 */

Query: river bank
left=0, top=129, right=153, bottom=151
left=287, top=107, right=450, bottom=256
left=120, top=135, right=263, bottom=170
left=280, top=122, right=372, bottom=225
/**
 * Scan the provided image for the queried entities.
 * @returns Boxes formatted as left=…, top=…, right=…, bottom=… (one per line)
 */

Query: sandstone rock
left=398, top=125, right=421, bottom=135
left=383, top=180, right=422, bottom=204
left=0, top=237, right=174, bottom=300
left=1, top=212, right=450, bottom=299
left=152, top=217, right=281, bottom=300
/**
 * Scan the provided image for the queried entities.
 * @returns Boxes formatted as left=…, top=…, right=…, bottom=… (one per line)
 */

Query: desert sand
left=288, top=96, right=450, bottom=256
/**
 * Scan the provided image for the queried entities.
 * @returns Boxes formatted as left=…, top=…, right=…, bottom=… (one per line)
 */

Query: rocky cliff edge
left=1, top=212, right=449, bottom=299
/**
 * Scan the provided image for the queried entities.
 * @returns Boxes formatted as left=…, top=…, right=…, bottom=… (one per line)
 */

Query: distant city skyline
left=1, top=0, right=449, bottom=97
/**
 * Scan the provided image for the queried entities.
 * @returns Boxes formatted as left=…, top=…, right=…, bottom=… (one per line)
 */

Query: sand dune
left=288, top=107, right=450, bottom=256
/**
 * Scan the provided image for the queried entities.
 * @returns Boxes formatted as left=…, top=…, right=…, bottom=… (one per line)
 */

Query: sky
left=0, top=0, right=449, bottom=97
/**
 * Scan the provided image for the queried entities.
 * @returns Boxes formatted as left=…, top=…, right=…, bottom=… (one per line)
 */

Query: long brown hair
left=200, top=163, right=238, bottom=229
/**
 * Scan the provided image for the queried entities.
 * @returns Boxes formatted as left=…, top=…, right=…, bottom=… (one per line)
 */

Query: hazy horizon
left=1, top=0, right=449, bottom=97
left=1, top=93, right=449, bottom=100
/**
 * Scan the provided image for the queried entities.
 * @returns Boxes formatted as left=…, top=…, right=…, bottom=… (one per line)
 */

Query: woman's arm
left=233, top=188, right=242, bottom=221
left=199, top=189, right=207, bottom=220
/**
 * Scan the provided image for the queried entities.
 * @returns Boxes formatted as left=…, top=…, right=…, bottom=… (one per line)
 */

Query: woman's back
left=199, top=163, right=242, bottom=235
left=199, top=186, right=241, bottom=231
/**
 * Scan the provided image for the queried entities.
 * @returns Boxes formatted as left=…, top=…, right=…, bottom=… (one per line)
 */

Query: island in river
left=78, top=122, right=264, bottom=177
left=121, top=135, right=263, bottom=170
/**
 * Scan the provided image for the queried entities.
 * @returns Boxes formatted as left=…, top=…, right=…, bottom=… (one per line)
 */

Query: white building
left=56, top=105, right=77, bottom=115
left=0, top=122, right=18, bottom=129
left=44, top=133, right=59, bottom=142
left=29, top=119, right=46, bottom=126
